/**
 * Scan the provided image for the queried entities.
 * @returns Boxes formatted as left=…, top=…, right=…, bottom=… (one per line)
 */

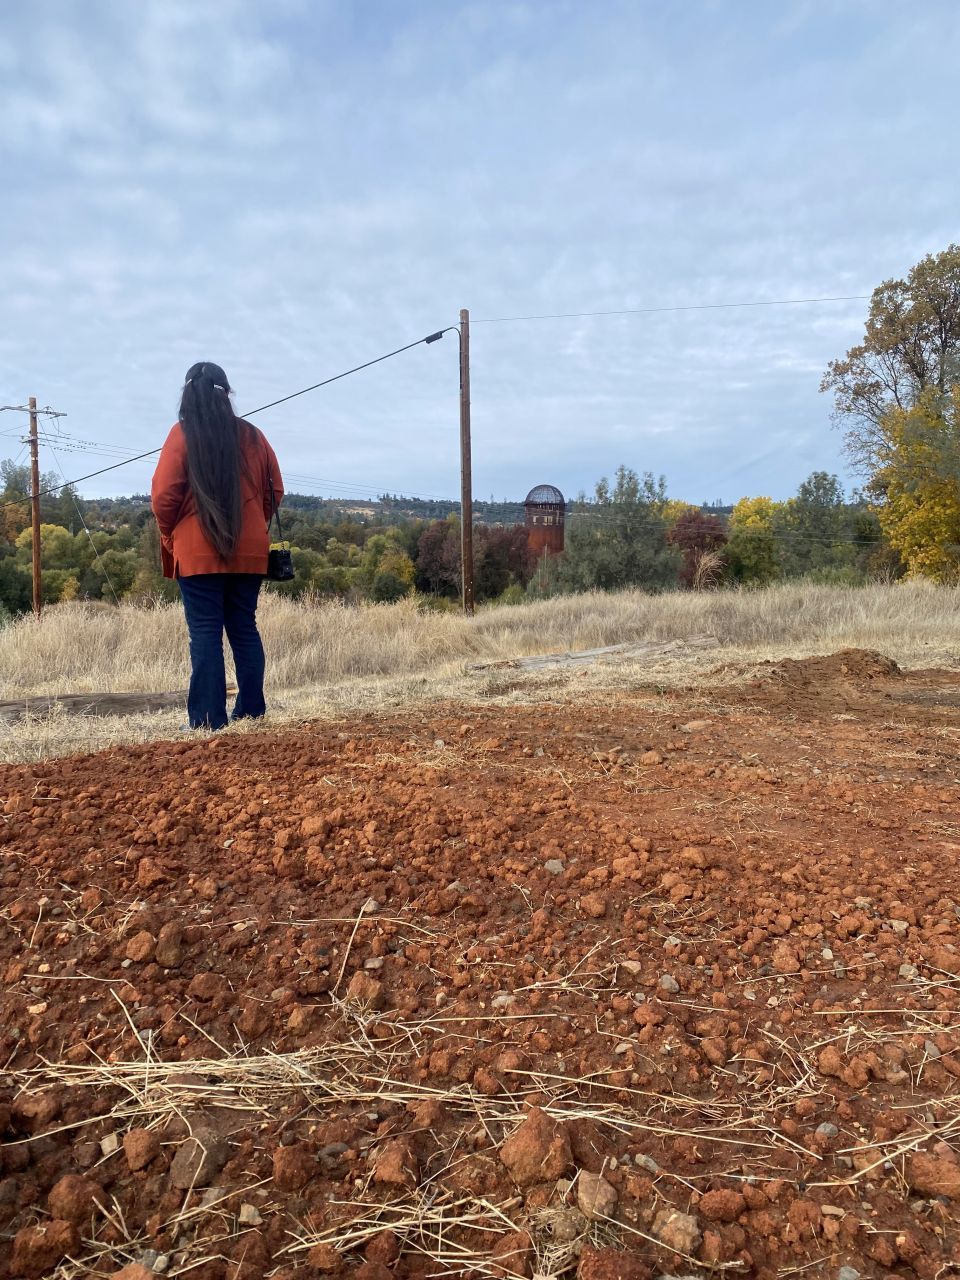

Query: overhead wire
left=472, top=293, right=871, bottom=324
left=0, top=328, right=454, bottom=512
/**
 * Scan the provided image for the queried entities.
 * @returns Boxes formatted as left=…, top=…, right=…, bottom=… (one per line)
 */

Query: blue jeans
left=178, top=574, right=266, bottom=730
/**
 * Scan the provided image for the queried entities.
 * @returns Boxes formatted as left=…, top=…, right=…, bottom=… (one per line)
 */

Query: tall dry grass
left=1, top=580, right=959, bottom=699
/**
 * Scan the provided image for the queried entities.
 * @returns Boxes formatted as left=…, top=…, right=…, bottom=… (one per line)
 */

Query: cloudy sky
left=1, top=1, right=957, bottom=504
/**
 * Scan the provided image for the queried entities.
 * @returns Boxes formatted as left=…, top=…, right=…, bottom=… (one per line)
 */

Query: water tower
left=524, top=484, right=565, bottom=556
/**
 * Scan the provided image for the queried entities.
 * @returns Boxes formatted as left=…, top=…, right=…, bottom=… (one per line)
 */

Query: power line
left=0, top=329, right=452, bottom=512
left=473, top=294, right=870, bottom=324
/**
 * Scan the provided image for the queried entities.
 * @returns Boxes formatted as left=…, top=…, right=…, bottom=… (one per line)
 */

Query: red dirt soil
left=2, top=649, right=960, bottom=1279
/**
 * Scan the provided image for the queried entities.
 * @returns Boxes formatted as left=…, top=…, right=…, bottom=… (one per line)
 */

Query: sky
left=1, top=0, right=958, bottom=505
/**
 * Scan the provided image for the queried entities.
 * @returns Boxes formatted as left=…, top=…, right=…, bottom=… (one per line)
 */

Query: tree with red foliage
left=667, top=510, right=728, bottom=588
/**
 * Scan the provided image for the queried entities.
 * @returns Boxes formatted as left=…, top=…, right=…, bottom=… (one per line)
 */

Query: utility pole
left=28, top=397, right=43, bottom=618
left=459, top=308, right=474, bottom=616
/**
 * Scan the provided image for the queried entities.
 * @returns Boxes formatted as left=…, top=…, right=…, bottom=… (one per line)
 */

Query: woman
left=151, top=362, right=283, bottom=730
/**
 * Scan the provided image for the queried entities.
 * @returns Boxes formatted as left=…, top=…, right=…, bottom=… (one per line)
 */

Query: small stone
left=580, top=892, right=607, bottom=918
left=47, top=1174, right=105, bottom=1224
left=652, top=1207, right=702, bottom=1255
left=619, top=960, right=642, bottom=976
left=491, top=1228, right=533, bottom=1278
left=100, top=1132, right=120, bottom=1157
left=126, top=931, right=156, bottom=963
left=698, top=1189, right=745, bottom=1222
left=577, top=1171, right=618, bottom=1220
left=11, top=1221, right=80, bottom=1277
left=345, top=971, right=384, bottom=1009
left=816, top=1123, right=840, bottom=1138
left=898, top=962, right=919, bottom=980
left=499, top=1106, right=572, bottom=1186
left=186, top=971, right=223, bottom=1002
left=838, top=1268, right=861, bottom=1280
left=155, top=922, right=185, bottom=968
left=905, top=1151, right=960, bottom=1200
left=924, top=1039, right=941, bottom=1060
left=124, top=1128, right=161, bottom=1172
left=492, top=993, right=517, bottom=1010
left=306, top=1243, right=342, bottom=1272
left=890, top=919, right=908, bottom=936
left=634, top=1153, right=660, bottom=1173
left=272, top=1144, right=316, bottom=1191
left=169, top=1127, right=228, bottom=1190
left=659, top=974, right=680, bottom=994
left=373, top=1138, right=419, bottom=1189
left=238, top=1203, right=263, bottom=1227
left=544, top=859, right=565, bottom=876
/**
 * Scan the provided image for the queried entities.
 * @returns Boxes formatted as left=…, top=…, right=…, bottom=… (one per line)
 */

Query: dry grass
left=1, top=581, right=958, bottom=764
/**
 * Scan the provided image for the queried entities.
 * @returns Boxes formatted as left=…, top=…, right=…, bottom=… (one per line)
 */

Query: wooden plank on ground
left=467, top=634, right=719, bottom=673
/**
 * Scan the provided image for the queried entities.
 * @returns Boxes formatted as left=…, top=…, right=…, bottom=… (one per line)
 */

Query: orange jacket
left=151, top=419, right=284, bottom=579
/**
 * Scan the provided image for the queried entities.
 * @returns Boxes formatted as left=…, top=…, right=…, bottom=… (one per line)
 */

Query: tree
left=822, top=244, right=960, bottom=470
left=870, top=388, right=960, bottom=580
left=557, top=467, right=681, bottom=593
left=415, top=518, right=461, bottom=597
left=667, top=511, right=728, bottom=588
left=726, top=496, right=780, bottom=585
left=775, top=472, right=852, bottom=576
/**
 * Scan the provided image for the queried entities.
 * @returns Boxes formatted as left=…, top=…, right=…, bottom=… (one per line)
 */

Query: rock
left=898, top=962, right=919, bottom=980
left=905, top=1151, right=960, bottom=1200
left=272, top=1143, right=316, bottom=1191
left=169, top=1127, right=229, bottom=1190
left=700, top=1037, right=727, bottom=1066
left=634, top=1153, right=660, bottom=1173
left=817, top=1045, right=844, bottom=1078
left=491, top=1229, right=533, bottom=1278
left=659, top=975, right=680, bottom=995
left=816, top=1123, right=840, bottom=1138
left=155, top=923, right=185, bottom=968
left=652, top=1208, right=702, bottom=1255
left=499, top=1106, right=573, bottom=1186
left=838, top=1269, right=861, bottom=1280
left=373, top=1138, right=419, bottom=1189
left=544, top=859, right=565, bottom=876
left=124, top=1127, right=161, bottom=1172
left=698, top=1189, right=745, bottom=1222
left=238, top=1203, right=263, bottom=1227
left=126, top=930, right=156, bottom=962
left=100, top=1131, right=120, bottom=1157
left=577, top=1245, right=651, bottom=1279
left=47, top=1173, right=105, bottom=1223
left=581, top=892, right=607, bottom=918
left=772, top=943, right=800, bottom=974
left=186, top=971, right=224, bottom=1002
left=345, top=971, right=384, bottom=1009
left=890, top=919, right=908, bottom=936
left=492, top=993, right=517, bottom=1010
left=306, top=1243, right=342, bottom=1272
left=619, top=960, right=642, bottom=976
left=365, top=1229, right=401, bottom=1266
left=11, top=1220, right=80, bottom=1277
left=577, top=1171, right=618, bottom=1220
left=137, top=857, right=166, bottom=889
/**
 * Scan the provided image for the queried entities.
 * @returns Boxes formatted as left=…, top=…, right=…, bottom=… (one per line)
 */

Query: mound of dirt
left=743, top=647, right=902, bottom=714
left=2, top=694, right=959, bottom=1278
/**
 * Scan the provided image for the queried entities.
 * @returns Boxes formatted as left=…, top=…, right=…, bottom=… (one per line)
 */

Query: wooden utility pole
left=28, top=397, right=42, bottom=618
left=459, top=308, right=474, bottom=616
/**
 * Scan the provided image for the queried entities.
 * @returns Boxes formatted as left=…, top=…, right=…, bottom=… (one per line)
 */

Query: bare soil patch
left=1, top=649, right=959, bottom=1279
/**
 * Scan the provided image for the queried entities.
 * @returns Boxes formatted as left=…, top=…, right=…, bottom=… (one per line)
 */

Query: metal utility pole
left=28, top=397, right=42, bottom=618
left=459, top=308, right=474, bottom=616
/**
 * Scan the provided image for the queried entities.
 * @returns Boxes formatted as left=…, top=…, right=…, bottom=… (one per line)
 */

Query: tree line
left=2, top=242, right=958, bottom=617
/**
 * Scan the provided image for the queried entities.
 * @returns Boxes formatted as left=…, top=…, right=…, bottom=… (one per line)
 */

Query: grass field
left=1, top=580, right=958, bottom=763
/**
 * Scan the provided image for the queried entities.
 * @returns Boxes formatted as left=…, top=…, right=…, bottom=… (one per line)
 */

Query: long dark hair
left=178, top=361, right=243, bottom=560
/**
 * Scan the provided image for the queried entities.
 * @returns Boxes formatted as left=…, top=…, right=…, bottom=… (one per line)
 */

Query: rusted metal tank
left=524, top=483, right=565, bottom=556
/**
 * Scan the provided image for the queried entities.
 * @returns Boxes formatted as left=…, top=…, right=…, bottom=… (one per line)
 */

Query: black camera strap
left=268, top=476, right=286, bottom=544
